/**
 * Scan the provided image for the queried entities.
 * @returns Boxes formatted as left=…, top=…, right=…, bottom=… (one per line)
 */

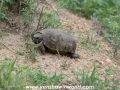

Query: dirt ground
left=0, top=0, right=120, bottom=86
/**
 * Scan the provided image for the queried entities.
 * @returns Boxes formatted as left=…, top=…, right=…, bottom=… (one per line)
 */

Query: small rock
left=42, top=57, right=45, bottom=60
left=105, top=58, right=112, bottom=64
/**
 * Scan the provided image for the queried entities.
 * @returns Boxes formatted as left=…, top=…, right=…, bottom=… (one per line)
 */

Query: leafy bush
left=104, top=13, right=120, bottom=49
left=40, top=11, right=63, bottom=29
left=59, top=0, right=120, bottom=19
left=0, top=0, right=14, bottom=19
left=0, top=0, right=35, bottom=20
left=21, top=0, right=35, bottom=26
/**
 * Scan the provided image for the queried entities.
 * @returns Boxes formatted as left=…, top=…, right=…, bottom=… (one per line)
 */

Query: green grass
left=21, top=0, right=35, bottom=26
left=78, top=30, right=102, bottom=50
left=104, top=14, right=120, bottom=49
left=28, top=69, right=64, bottom=86
left=59, top=0, right=120, bottom=52
left=23, top=36, right=37, bottom=61
left=73, top=64, right=119, bottom=90
left=0, top=59, right=119, bottom=90
left=17, top=50, right=25, bottom=56
left=0, top=59, right=64, bottom=90
left=0, top=58, right=27, bottom=90
left=59, top=0, right=120, bottom=19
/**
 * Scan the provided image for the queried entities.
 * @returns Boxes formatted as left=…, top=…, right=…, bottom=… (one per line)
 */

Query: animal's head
left=32, top=32, right=43, bottom=44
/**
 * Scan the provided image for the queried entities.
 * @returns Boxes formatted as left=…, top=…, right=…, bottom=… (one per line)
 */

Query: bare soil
left=0, top=0, right=120, bottom=86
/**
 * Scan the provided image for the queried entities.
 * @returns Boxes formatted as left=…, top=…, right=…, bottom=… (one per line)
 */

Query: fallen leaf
left=67, top=24, right=74, bottom=30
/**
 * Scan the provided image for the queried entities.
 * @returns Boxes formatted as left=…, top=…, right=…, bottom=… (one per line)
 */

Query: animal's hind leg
left=39, top=43, right=45, bottom=54
left=70, top=53, right=80, bottom=59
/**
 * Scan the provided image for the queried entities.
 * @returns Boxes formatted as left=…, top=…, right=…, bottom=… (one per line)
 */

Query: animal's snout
left=33, top=34, right=40, bottom=39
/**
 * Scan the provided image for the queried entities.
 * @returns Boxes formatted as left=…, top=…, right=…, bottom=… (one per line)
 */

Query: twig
left=56, top=49, right=60, bottom=59
left=34, top=1, right=39, bottom=13
left=19, top=0, right=21, bottom=15
left=27, top=0, right=31, bottom=36
left=2, top=42, right=15, bottom=53
left=0, top=0, right=3, bottom=12
left=35, top=6, right=44, bottom=32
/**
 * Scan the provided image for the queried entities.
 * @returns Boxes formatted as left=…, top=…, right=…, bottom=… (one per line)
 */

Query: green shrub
left=40, top=11, right=63, bottom=29
left=59, top=0, right=120, bottom=19
left=21, top=0, right=35, bottom=26
left=104, top=13, right=120, bottom=49
left=59, top=0, right=120, bottom=50
left=0, top=0, right=35, bottom=20
left=0, top=0, right=14, bottom=19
